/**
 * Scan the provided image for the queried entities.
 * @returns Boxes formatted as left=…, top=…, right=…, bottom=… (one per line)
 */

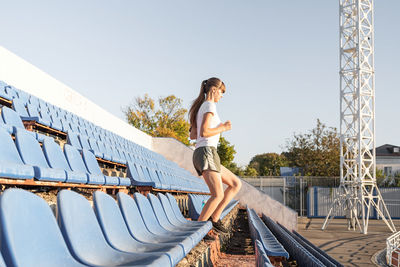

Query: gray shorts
left=192, top=146, right=221, bottom=176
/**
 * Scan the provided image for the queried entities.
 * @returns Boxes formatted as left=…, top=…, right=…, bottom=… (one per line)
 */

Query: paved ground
left=297, top=217, right=400, bottom=267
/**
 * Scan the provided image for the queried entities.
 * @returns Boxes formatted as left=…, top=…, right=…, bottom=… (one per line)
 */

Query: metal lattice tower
left=322, top=0, right=396, bottom=234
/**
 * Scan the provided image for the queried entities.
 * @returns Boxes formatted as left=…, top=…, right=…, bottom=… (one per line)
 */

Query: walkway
left=297, top=217, right=400, bottom=267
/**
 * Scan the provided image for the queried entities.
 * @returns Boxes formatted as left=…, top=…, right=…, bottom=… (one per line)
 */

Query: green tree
left=283, top=119, right=340, bottom=176
left=248, top=153, right=287, bottom=176
left=217, top=136, right=242, bottom=175
left=217, top=136, right=236, bottom=166
left=244, top=166, right=258, bottom=177
left=124, top=94, right=190, bottom=145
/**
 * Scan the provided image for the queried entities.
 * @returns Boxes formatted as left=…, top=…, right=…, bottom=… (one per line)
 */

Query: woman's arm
left=200, top=112, right=231, bottom=138
left=189, top=126, right=197, bottom=140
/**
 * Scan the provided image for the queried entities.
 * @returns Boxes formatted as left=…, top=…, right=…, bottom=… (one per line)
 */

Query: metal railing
left=241, top=176, right=341, bottom=216
left=387, top=231, right=400, bottom=266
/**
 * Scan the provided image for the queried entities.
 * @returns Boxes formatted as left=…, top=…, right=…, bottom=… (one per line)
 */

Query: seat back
left=0, top=189, right=84, bottom=266
left=81, top=149, right=102, bottom=175
left=67, top=132, right=82, bottom=149
left=12, top=98, right=29, bottom=117
left=166, top=193, right=187, bottom=222
left=78, top=135, right=91, bottom=151
left=147, top=193, right=174, bottom=229
left=134, top=193, right=165, bottom=235
left=15, top=130, right=49, bottom=168
left=42, top=138, right=72, bottom=171
left=117, top=192, right=155, bottom=242
left=57, top=190, right=121, bottom=266
left=63, top=144, right=89, bottom=173
left=93, top=191, right=142, bottom=248
left=27, top=103, right=40, bottom=117
left=0, top=128, right=24, bottom=164
left=158, top=193, right=182, bottom=226
left=1, top=107, right=24, bottom=129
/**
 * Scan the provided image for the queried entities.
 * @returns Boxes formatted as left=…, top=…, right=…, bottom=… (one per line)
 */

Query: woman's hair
left=189, top=77, right=226, bottom=129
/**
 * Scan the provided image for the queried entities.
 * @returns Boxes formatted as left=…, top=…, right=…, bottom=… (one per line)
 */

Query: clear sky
left=1, top=1, right=399, bottom=166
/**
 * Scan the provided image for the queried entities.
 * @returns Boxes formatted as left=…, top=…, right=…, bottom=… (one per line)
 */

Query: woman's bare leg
left=197, top=170, right=224, bottom=221
left=210, top=167, right=242, bottom=221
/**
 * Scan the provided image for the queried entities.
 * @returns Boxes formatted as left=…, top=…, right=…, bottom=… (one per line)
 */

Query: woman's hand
left=221, top=120, right=232, bottom=132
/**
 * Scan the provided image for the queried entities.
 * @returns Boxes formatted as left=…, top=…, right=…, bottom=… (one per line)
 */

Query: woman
left=189, top=77, right=242, bottom=233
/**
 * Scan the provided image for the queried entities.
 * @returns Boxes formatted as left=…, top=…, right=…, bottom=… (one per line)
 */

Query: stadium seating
left=279, top=224, right=343, bottom=267
left=0, top=189, right=85, bottom=267
left=0, top=128, right=35, bottom=180
left=63, top=145, right=104, bottom=185
left=15, top=130, right=67, bottom=182
left=255, top=240, right=274, bottom=267
left=0, top=79, right=211, bottom=193
left=188, top=194, right=239, bottom=220
left=117, top=192, right=202, bottom=255
left=57, top=189, right=172, bottom=266
left=93, top=191, right=185, bottom=266
left=262, top=214, right=326, bottom=267
left=147, top=193, right=210, bottom=237
left=247, top=208, right=289, bottom=258
left=42, top=138, right=88, bottom=184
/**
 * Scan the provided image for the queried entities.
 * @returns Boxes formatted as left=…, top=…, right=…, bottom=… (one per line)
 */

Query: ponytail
left=189, top=80, right=207, bottom=129
left=189, top=77, right=225, bottom=129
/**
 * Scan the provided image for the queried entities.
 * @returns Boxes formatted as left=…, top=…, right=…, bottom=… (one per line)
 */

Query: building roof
left=375, top=144, right=400, bottom=157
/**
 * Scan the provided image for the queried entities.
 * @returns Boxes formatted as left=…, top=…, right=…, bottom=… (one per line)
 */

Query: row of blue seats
left=127, top=162, right=207, bottom=192
left=0, top=188, right=212, bottom=266
left=278, top=222, right=343, bottom=267
left=0, top=127, right=130, bottom=185
left=1, top=104, right=209, bottom=191
left=0, top=80, right=210, bottom=192
left=254, top=240, right=274, bottom=267
left=261, top=214, right=338, bottom=267
left=247, top=207, right=289, bottom=260
left=187, top=194, right=239, bottom=220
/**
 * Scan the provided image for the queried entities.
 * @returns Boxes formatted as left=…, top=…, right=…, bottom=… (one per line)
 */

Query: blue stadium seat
left=280, top=224, right=343, bottom=267
left=57, top=190, right=171, bottom=266
left=188, top=194, right=238, bottom=221
left=126, top=162, right=156, bottom=187
left=255, top=240, right=274, bottom=267
left=0, top=81, right=12, bottom=101
left=67, top=131, right=83, bottom=150
left=63, top=144, right=103, bottom=185
left=117, top=192, right=195, bottom=255
left=2, top=106, right=27, bottom=133
left=93, top=191, right=184, bottom=266
left=4, top=86, right=18, bottom=99
left=158, top=193, right=210, bottom=228
left=147, top=193, right=208, bottom=239
left=0, top=189, right=85, bottom=267
left=247, top=208, right=289, bottom=258
left=88, top=137, right=104, bottom=158
left=0, top=128, right=34, bottom=179
left=134, top=193, right=203, bottom=245
left=166, top=193, right=195, bottom=225
left=0, top=115, right=14, bottom=134
left=26, top=104, right=52, bottom=127
left=156, top=193, right=212, bottom=234
left=262, top=214, right=325, bottom=267
left=15, top=130, right=66, bottom=182
left=81, top=149, right=115, bottom=185
left=97, top=141, right=112, bottom=161
left=42, top=138, right=88, bottom=184
left=12, top=98, right=29, bottom=118
left=78, top=134, right=92, bottom=151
